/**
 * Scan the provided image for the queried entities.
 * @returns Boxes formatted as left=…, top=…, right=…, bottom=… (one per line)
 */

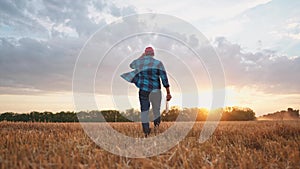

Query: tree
left=162, top=106, right=180, bottom=121
left=221, top=107, right=256, bottom=121
left=0, top=112, right=14, bottom=121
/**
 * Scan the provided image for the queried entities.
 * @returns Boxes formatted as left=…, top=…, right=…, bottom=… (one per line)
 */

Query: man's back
left=130, top=55, right=169, bottom=92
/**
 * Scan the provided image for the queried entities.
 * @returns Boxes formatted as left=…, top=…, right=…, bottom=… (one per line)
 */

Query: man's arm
left=165, top=87, right=172, bottom=101
left=159, top=62, right=172, bottom=101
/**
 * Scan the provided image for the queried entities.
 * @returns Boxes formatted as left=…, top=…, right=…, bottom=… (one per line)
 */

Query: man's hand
left=166, top=93, right=172, bottom=101
left=165, top=87, right=172, bottom=101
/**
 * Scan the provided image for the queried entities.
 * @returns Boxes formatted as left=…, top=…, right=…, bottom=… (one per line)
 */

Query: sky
left=0, top=0, right=299, bottom=116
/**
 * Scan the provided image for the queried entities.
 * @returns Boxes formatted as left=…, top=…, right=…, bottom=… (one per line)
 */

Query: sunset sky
left=0, top=0, right=299, bottom=116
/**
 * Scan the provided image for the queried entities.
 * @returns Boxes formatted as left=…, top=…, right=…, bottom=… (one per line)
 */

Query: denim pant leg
left=149, top=90, right=162, bottom=127
left=139, top=90, right=150, bottom=133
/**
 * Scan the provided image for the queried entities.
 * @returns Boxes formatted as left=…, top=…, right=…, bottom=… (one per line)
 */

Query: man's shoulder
left=141, top=56, right=163, bottom=67
left=150, top=57, right=163, bottom=64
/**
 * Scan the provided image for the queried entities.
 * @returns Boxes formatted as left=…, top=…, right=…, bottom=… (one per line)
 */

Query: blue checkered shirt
left=121, top=55, right=170, bottom=92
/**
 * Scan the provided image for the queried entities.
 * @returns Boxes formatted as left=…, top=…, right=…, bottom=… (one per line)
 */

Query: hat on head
left=145, top=47, right=154, bottom=55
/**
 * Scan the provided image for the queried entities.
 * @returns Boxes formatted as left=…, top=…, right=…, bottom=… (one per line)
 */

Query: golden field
left=0, top=121, right=299, bottom=169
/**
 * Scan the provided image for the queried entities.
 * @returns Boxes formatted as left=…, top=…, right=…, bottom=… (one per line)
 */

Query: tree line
left=0, top=106, right=258, bottom=122
left=259, top=108, right=299, bottom=120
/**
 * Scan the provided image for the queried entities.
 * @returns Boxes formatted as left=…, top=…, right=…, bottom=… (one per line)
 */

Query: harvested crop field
left=1, top=121, right=299, bottom=169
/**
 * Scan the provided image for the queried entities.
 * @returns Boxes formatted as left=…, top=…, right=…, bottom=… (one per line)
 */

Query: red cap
left=145, top=47, right=154, bottom=55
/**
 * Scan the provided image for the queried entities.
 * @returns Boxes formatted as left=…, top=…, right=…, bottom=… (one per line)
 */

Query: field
left=0, top=121, right=299, bottom=169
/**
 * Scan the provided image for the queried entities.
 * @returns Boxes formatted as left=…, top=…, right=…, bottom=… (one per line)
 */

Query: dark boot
left=142, top=123, right=151, bottom=137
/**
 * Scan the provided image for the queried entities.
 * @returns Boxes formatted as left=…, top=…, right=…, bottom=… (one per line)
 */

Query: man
left=121, top=47, right=172, bottom=137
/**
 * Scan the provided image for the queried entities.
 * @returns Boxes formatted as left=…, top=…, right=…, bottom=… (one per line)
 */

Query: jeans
left=139, top=89, right=162, bottom=134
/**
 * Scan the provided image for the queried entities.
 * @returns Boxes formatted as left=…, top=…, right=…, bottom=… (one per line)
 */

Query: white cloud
left=216, top=0, right=300, bottom=56
left=269, top=18, right=300, bottom=40
left=115, top=0, right=271, bottom=21
left=287, top=22, right=299, bottom=29
left=0, top=0, right=137, bottom=39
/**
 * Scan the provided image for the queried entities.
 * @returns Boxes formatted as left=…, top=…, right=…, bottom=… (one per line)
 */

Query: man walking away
left=121, top=47, right=172, bottom=137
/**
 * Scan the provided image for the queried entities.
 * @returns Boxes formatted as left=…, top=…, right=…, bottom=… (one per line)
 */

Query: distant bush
left=259, top=108, right=299, bottom=120
left=0, top=111, right=78, bottom=122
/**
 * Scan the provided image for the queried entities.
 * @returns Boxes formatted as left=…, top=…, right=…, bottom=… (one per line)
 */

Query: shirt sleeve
left=158, top=62, right=170, bottom=88
left=130, top=59, right=139, bottom=69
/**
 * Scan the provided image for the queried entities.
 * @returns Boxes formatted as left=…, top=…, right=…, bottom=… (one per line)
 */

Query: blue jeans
left=139, top=89, right=161, bottom=134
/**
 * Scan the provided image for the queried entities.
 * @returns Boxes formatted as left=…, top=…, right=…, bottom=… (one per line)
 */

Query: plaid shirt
left=121, top=55, right=170, bottom=92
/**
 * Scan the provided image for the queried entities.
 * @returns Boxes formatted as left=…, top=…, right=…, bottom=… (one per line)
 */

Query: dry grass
left=0, top=121, right=299, bottom=169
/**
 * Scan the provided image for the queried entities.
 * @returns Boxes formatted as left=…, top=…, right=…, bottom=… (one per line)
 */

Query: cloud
left=1, top=30, right=299, bottom=96
left=0, top=0, right=299, bottom=98
left=270, top=18, right=300, bottom=40
left=214, top=37, right=300, bottom=94
left=215, top=0, right=300, bottom=56
left=119, top=0, right=271, bottom=21
left=0, top=1, right=49, bottom=38
left=0, top=0, right=138, bottom=95
left=0, top=0, right=136, bottom=38
left=0, top=37, right=83, bottom=94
